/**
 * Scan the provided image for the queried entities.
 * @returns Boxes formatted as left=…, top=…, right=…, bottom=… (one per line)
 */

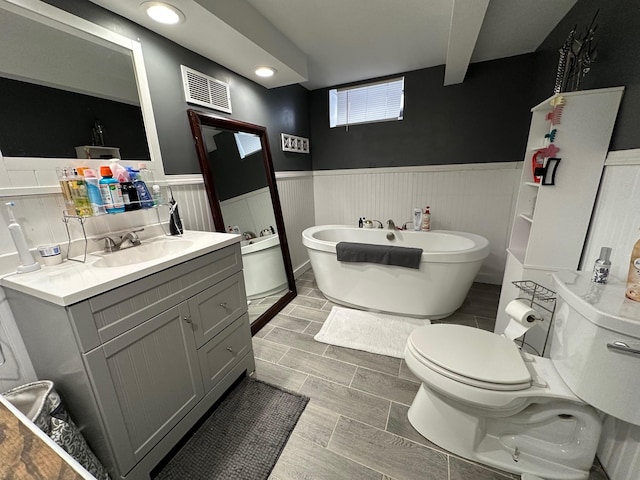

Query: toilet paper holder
left=511, top=280, right=557, bottom=356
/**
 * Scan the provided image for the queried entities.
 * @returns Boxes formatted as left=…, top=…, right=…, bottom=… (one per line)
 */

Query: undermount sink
left=92, top=239, right=194, bottom=268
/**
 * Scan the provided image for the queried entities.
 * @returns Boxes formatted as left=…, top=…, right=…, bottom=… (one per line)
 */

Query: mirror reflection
left=202, top=126, right=289, bottom=320
left=0, top=6, right=149, bottom=159
left=189, top=111, right=296, bottom=333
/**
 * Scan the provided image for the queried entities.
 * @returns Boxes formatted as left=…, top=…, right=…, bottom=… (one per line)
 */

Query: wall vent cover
left=181, top=65, right=232, bottom=113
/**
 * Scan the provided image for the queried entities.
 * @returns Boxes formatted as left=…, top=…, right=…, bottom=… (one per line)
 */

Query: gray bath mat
left=153, top=377, right=308, bottom=480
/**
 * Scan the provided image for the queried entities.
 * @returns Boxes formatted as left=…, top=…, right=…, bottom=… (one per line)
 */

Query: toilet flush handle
left=607, top=341, right=640, bottom=356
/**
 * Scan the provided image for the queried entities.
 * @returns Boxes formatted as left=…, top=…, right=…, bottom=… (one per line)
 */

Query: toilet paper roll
left=502, top=299, right=542, bottom=340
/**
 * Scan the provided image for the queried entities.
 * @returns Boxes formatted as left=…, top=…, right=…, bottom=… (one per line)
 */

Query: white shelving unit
left=495, top=87, right=624, bottom=354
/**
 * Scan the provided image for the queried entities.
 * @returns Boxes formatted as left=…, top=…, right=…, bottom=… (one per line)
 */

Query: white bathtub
left=241, top=234, right=288, bottom=300
left=302, top=225, right=490, bottom=319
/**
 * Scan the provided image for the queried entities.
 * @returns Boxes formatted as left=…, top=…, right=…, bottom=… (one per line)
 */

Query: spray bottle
left=5, top=202, right=41, bottom=273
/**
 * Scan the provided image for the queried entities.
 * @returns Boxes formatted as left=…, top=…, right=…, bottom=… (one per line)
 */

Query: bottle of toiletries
left=422, top=206, right=431, bottom=231
left=5, top=201, right=40, bottom=273
left=56, top=167, right=76, bottom=213
left=152, top=184, right=163, bottom=206
left=122, top=167, right=141, bottom=211
left=99, top=166, right=125, bottom=213
left=138, top=163, right=160, bottom=205
left=130, top=169, right=154, bottom=208
left=413, top=208, right=422, bottom=231
left=358, top=217, right=363, bottom=228
left=69, top=168, right=93, bottom=217
left=625, top=233, right=640, bottom=302
left=78, top=168, right=105, bottom=215
left=592, top=247, right=612, bottom=284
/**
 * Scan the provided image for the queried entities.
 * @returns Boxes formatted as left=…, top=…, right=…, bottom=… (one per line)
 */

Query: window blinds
left=329, top=77, right=404, bottom=128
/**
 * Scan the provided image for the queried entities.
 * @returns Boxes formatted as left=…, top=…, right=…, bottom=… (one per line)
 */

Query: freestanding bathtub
left=302, top=225, right=490, bottom=319
left=241, top=234, right=288, bottom=300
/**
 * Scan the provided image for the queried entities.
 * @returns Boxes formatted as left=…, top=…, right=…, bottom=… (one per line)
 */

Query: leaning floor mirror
left=187, top=110, right=296, bottom=335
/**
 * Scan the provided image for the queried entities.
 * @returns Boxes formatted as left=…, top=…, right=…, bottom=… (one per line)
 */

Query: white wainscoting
left=580, top=149, right=640, bottom=480
left=313, top=163, right=522, bottom=284
left=276, top=172, right=315, bottom=276
left=168, top=173, right=315, bottom=277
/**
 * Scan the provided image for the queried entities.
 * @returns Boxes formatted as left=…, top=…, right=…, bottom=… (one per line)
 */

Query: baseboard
left=294, top=260, right=311, bottom=279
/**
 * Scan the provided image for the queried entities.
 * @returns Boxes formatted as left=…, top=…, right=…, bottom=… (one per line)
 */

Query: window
left=329, top=77, right=404, bottom=128
left=234, top=132, right=262, bottom=158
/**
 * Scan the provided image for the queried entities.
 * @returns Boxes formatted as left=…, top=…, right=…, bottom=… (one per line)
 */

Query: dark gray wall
left=309, top=54, right=536, bottom=170
left=44, top=0, right=311, bottom=174
left=207, top=131, right=267, bottom=201
left=533, top=0, right=640, bottom=151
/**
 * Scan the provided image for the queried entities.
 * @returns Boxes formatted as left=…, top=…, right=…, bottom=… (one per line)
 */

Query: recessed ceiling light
left=143, top=2, right=185, bottom=25
left=255, top=67, right=277, bottom=78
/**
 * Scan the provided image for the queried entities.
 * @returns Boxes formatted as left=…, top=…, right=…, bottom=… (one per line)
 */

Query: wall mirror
left=0, top=0, right=163, bottom=193
left=187, top=110, right=296, bottom=334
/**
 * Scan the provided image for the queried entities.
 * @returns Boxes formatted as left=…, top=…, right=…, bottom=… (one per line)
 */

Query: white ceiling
left=91, top=0, right=577, bottom=90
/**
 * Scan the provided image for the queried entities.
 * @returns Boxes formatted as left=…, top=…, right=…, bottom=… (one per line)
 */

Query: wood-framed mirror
left=187, top=109, right=296, bottom=335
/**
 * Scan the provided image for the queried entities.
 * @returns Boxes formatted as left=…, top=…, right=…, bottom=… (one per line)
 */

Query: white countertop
left=0, top=230, right=240, bottom=306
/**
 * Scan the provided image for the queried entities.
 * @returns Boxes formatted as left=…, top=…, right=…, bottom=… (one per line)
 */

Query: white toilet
left=404, top=270, right=640, bottom=480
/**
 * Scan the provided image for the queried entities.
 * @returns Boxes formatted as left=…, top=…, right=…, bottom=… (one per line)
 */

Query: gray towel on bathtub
left=336, top=242, right=423, bottom=269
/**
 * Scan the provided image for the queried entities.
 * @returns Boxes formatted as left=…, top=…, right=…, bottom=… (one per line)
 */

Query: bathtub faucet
left=387, top=220, right=396, bottom=230
left=372, top=219, right=383, bottom=228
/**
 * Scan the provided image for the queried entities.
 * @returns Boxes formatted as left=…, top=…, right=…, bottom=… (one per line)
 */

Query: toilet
left=404, top=270, right=640, bottom=480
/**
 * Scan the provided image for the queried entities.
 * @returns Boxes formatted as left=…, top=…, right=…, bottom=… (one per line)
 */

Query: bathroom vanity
left=1, top=231, right=255, bottom=480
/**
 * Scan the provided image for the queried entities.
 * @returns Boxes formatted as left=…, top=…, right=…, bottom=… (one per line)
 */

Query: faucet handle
left=94, top=235, right=118, bottom=252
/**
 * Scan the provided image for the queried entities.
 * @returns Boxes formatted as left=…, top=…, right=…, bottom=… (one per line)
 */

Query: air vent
left=181, top=65, right=232, bottom=113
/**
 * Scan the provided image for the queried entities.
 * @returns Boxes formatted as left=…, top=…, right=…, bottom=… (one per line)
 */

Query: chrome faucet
left=387, top=219, right=396, bottom=230
left=371, top=219, right=383, bottom=229
left=402, top=220, right=414, bottom=230
left=95, top=228, right=144, bottom=252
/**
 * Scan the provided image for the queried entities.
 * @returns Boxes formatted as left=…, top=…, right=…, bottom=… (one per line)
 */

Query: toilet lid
left=408, top=324, right=531, bottom=388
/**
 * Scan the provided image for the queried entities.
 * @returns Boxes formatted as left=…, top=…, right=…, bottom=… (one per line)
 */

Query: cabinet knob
left=183, top=315, right=192, bottom=324
left=220, top=302, right=228, bottom=309
left=226, top=346, right=233, bottom=352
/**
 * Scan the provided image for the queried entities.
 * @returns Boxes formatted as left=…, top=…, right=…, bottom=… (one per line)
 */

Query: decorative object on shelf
left=531, top=145, right=559, bottom=183
left=546, top=96, right=566, bottom=125
left=544, top=128, right=557, bottom=142
left=511, top=280, right=557, bottom=355
left=281, top=133, right=310, bottom=153
left=554, top=11, right=599, bottom=94
left=540, top=158, right=561, bottom=186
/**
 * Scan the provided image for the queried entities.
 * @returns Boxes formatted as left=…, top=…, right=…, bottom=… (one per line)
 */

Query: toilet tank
left=550, top=270, right=640, bottom=426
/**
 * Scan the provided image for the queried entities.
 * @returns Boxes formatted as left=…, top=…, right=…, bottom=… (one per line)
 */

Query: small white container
left=37, top=244, right=63, bottom=266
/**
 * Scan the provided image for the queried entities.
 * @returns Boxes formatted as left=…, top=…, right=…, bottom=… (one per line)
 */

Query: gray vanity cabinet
left=84, top=303, right=204, bottom=473
left=5, top=242, right=256, bottom=480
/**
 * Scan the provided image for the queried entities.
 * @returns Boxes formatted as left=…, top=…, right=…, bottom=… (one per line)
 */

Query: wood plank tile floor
left=254, top=270, right=609, bottom=480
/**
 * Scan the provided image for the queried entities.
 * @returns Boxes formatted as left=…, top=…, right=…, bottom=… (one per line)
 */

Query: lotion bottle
left=5, top=202, right=40, bottom=273
left=413, top=208, right=422, bottom=231
left=421, top=206, right=431, bottom=231
left=625, top=233, right=640, bottom=302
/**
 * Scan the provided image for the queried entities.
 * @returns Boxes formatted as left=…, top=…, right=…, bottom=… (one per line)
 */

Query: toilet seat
left=407, top=324, right=531, bottom=391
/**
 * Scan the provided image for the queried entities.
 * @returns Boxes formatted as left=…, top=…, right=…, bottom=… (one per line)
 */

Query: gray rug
left=154, top=377, right=309, bottom=480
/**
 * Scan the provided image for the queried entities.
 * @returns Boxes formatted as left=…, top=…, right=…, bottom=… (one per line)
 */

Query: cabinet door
left=188, top=271, right=247, bottom=348
left=84, top=303, right=203, bottom=474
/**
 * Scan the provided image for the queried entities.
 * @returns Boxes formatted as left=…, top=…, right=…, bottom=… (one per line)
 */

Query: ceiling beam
left=444, top=0, right=490, bottom=86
